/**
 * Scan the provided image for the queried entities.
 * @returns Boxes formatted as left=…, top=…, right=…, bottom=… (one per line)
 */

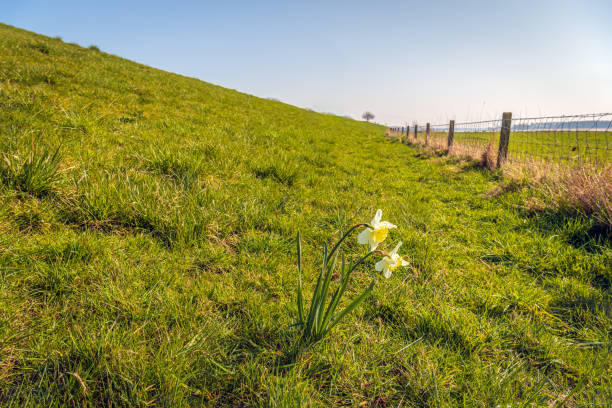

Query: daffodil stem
left=349, top=250, right=378, bottom=274
left=324, top=223, right=370, bottom=267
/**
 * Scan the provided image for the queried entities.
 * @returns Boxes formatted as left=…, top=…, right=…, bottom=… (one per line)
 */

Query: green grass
left=1, top=23, right=610, bottom=407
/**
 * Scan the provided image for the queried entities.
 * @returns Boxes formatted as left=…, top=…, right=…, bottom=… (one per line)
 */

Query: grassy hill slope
left=0, top=24, right=610, bottom=407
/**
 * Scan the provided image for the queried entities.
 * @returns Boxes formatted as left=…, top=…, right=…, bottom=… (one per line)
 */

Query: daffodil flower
left=357, top=209, right=396, bottom=250
left=375, top=241, right=409, bottom=279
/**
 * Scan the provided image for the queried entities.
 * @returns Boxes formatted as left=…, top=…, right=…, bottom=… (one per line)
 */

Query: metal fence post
left=447, top=120, right=455, bottom=150
left=425, top=123, right=431, bottom=145
left=497, top=112, right=512, bottom=168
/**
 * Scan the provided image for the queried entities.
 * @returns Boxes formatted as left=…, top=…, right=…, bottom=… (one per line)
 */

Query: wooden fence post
left=405, top=125, right=410, bottom=143
left=425, top=123, right=431, bottom=145
left=496, top=112, right=512, bottom=168
left=414, top=124, right=418, bottom=141
left=447, top=120, right=455, bottom=150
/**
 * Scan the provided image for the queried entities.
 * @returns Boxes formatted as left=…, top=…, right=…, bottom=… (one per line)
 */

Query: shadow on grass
left=522, top=208, right=611, bottom=254
left=502, top=330, right=580, bottom=383
left=481, top=241, right=610, bottom=291
left=548, top=291, right=611, bottom=332
left=252, top=163, right=298, bottom=187
left=56, top=194, right=201, bottom=248
left=413, top=149, right=448, bottom=159
left=364, top=302, right=478, bottom=357
left=0, top=346, right=141, bottom=406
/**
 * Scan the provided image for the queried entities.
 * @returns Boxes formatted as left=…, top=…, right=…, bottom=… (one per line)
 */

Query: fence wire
left=389, top=112, right=612, bottom=168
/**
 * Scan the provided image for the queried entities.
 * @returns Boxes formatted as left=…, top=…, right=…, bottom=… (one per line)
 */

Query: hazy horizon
left=4, top=0, right=611, bottom=125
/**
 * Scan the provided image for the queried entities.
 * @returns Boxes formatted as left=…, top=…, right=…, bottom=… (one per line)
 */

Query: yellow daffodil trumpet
left=357, top=209, right=397, bottom=250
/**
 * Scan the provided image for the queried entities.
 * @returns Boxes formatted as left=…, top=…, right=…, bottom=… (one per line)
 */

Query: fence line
left=387, top=112, right=612, bottom=168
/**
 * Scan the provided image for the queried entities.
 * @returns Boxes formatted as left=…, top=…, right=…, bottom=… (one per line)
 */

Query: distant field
left=1, top=23, right=611, bottom=407
left=425, top=131, right=612, bottom=164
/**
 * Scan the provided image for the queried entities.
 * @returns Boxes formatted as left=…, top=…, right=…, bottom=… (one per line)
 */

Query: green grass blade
left=296, top=232, right=304, bottom=324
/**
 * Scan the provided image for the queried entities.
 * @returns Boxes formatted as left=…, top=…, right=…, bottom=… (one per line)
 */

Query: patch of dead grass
left=505, top=162, right=612, bottom=230
left=479, top=141, right=497, bottom=170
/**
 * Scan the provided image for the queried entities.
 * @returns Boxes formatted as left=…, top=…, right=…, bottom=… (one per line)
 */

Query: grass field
left=1, top=23, right=611, bottom=407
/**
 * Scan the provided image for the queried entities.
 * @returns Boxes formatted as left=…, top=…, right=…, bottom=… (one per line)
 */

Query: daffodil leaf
left=316, top=252, right=337, bottom=332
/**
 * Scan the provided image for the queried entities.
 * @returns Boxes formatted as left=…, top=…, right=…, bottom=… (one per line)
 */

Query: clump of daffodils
left=295, top=209, right=409, bottom=349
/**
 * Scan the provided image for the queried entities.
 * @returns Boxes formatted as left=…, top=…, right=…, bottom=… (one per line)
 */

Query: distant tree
left=362, top=111, right=375, bottom=122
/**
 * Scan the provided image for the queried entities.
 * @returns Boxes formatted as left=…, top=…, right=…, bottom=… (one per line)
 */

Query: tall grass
left=559, top=167, right=612, bottom=228
left=0, top=145, right=62, bottom=196
left=518, top=164, right=612, bottom=231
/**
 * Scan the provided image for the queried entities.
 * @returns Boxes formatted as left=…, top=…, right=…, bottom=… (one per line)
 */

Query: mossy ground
left=0, top=23, right=610, bottom=407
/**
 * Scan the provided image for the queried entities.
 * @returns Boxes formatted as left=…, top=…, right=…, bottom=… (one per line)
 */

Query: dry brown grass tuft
left=503, top=162, right=612, bottom=230
left=479, top=141, right=497, bottom=170
left=418, top=135, right=498, bottom=168
left=549, top=166, right=612, bottom=228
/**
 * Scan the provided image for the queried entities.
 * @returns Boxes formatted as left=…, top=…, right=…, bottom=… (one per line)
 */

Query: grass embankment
left=1, top=23, right=611, bottom=407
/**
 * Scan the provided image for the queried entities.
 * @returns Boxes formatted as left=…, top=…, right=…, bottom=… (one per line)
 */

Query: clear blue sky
left=4, top=0, right=612, bottom=125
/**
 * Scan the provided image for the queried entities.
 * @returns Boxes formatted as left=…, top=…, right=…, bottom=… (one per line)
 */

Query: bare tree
left=362, top=111, right=375, bottom=122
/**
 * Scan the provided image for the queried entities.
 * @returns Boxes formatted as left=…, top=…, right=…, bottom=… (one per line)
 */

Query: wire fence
left=388, top=112, right=612, bottom=169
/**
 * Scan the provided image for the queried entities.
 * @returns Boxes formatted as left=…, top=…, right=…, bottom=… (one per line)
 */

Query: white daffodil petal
left=383, top=267, right=392, bottom=279
left=379, top=221, right=397, bottom=229
left=369, top=240, right=379, bottom=251
left=391, top=241, right=403, bottom=255
left=357, top=228, right=371, bottom=245
left=372, top=209, right=383, bottom=226
left=375, top=259, right=385, bottom=271
left=402, top=259, right=410, bottom=266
